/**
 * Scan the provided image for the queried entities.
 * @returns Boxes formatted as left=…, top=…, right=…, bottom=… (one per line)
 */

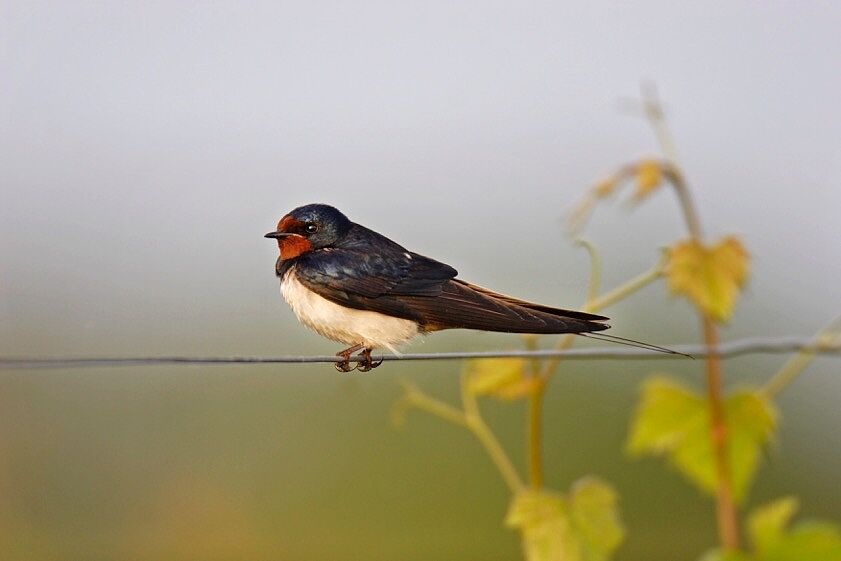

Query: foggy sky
left=2, top=2, right=839, bottom=353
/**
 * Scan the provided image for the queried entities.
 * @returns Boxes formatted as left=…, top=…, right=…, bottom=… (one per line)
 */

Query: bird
left=266, top=204, right=642, bottom=372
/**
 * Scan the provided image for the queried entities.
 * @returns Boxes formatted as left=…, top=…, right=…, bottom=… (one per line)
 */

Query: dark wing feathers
left=293, top=222, right=607, bottom=335
left=293, top=223, right=458, bottom=298
left=404, top=280, right=610, bottom=334
left=294, top=260, right=608, bottom=336
left=295, top=248, right=457, bottom=298
left=451, top=280, right=608, bottom=322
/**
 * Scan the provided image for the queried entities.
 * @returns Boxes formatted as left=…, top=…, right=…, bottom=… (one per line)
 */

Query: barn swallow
left=266, top=204, right=680, bottom=372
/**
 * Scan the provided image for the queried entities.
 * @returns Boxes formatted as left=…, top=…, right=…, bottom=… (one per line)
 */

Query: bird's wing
left=295, top=255, right=609, bottom=334
left=402, top=280, right=610, bottom=333
left=294, top=247, right=458, bottom=299
left=451, top=280, right=608, bottom=322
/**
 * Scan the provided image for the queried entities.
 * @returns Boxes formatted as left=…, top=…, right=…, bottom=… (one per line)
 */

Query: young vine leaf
left=627, top=377, right=776, bottom=502
left=666, top=236, right=750, bottom=322
left=466, top=358, right=536, bottom=400
left=506, top=477, right=624, bottom=561
left=701, top=497, right=841, bottom=561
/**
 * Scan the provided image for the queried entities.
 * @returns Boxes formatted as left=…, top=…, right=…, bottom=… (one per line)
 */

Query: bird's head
left=265, top=203, right=352, bottom=260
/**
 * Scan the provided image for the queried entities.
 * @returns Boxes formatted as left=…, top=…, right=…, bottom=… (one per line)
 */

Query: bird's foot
left=335, top=344, right=364, bottom=373
left=334, top=358, right=356, bottom=372
left=356, top=348, right=383, bottom=372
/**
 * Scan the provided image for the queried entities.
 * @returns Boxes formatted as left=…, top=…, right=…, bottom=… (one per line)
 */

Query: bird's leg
left=356, top=348, right=383, bottom=372
left=335, top=344, right=364, bottom=372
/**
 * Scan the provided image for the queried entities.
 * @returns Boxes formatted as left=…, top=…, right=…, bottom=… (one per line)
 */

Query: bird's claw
left=334, top=346, right=361, bottom=372
left=356, top=349, right=382, bottom=372
left=334, top=358, right=357, bottom=372
left=334, top=347, right=382, bottom=373
left=333, top=351, right=359, bottom=372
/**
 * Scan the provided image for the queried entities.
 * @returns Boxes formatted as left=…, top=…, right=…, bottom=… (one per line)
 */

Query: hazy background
left=2, top=2, right=840, bottom=560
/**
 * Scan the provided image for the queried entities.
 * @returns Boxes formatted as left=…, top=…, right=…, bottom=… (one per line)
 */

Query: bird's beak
left=264, top=231, right=294, bottom=239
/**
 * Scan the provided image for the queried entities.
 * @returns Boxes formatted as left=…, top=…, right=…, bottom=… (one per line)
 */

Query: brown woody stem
left=703, top=313, right=740, bottom=549
left=528, top=379, right=546, bottom=488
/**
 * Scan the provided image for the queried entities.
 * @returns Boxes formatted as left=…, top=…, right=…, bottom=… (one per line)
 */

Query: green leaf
left=768, top=522, right=841, bottom=561
left=506, top=478, right=624, bottom=561
left=666, top=236, right=750, bottom=322
left=506, top=489, right=573, bottom=561
left=745, top=498, right=841, bottom=561
left=626, top=377, right=706, bottom=454
left=627, top=377, right=776, bottom=502
left=466, top=358, right=535, bottom=400
left=722, top=392, right=777, bottom=502
left=703, top=499, right=841, bottom=561
left=568, top=477, right=625, bottom=561
left=748, top=496, right=799, bottom=554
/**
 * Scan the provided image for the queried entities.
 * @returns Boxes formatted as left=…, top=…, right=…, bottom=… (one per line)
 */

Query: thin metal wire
left=1, top=336, right=839, bottom=370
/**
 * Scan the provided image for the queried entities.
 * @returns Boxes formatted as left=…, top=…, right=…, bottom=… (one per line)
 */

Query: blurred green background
left=2, top=2, right=840, bottom=560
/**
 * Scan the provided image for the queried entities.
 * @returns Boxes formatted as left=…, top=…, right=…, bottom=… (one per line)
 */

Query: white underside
left=281, top=267, right=419, bottom=353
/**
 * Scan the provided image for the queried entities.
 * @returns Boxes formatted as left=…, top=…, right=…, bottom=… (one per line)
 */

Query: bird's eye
left=305, top=223, right=319, bottom=234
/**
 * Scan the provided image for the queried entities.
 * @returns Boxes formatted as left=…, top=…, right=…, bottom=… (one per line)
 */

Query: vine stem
left=761, top=317, right=841, bottom=399
left=703, top=316, right=740, bottom=550
left=644, top=83, right=739, bottom=549
left=401, top=387, right=469, bottom=427
left=528, top=380, right=546, bottom=489
left=761, top=345, right=820, bottom=400
left=537, top=257, right=666, bottom=383
left=576, top=239, right=602, bottom=303
left=641, top=84, right=703, bottom=241
left=399, top=380, right=524, bottom=493
left=523, top=253, right=666, bottom=489
left=523, top=335, right=544, bottom=489
left=586, top=255, right=666, bottom=312
left=461, top=372, right=526, bottom=493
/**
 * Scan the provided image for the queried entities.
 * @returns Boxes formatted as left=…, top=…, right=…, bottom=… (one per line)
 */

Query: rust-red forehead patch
left=277, top=215, right=303, bottom=232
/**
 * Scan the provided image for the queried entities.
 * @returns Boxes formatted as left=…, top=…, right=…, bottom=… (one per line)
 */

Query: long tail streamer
left=578, top=332, right=694, bottom=359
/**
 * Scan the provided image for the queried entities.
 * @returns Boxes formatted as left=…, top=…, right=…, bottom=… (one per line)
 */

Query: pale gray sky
left=2, top=2, right=839, bottom=353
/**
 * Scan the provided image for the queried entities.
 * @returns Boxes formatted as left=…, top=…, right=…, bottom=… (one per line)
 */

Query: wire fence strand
left=1, top=336, right=839, bottom=370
